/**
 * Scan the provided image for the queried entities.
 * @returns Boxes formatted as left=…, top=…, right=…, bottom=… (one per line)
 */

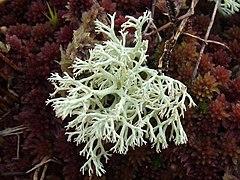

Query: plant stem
left=192, top=0, right=219, bottom=80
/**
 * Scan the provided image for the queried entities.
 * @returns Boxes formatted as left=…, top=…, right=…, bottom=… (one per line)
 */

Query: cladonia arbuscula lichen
left=47, top=11, right=196, bottom=176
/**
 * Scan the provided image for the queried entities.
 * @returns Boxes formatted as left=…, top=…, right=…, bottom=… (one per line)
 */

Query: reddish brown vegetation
left=1, top=0, right=240, bottom=179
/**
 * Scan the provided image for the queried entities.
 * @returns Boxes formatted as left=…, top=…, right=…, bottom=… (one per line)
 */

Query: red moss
left=50, top=0, right=68, bottom=8
left=212, top=49, right=231, bottom=67
left=5, top=35, right=22, bottom=50
left=55, top=25, right=73, bottom=44
left=232, top=103, right=240, bottom=121
left=210, top=94, right=230, bottom=121
left=232, top=78, right=240, bottom=94
left=66, top=0, right=93, bottom=22
left=222, top=131, right=240, bottom=158
left=199, top=53, right=214, bottom=74
left=54, top=130, right=84, bottom=179
left=114, top=15, right=127, bottom=27
left=27, top=0, right=47, bottom=23
left=173, top=40, right=198, bottom=63
left=8, top=24, right=32, bottom=40
left=5, top=34, right=29, bottom=63
left=208, top=35, right=225, bottom=52
left=24, top=133, right=53, bottom=163
left=192, top=72, right=219, bottom=101
left=9, top=0, right=29, bottom=12
left=101, top=0, right=117, bottom=13
left=226, top=26, right=240, bottom=40
left=177, top=62, right=194, bottom=81
left=0, top=14, right=18, bottom=26
left=31, top=22, right=54, bottom=43
left=192, top=15, right=210, bottom=36
left=212, top=66, right=231, bottom=85
left=38, top=42, right=60, bottom=62
left=228, top=39, right=240, bottom=59
left=1, top=1, right=240, bottom=179
left=25, top=42, right=60, bottom=78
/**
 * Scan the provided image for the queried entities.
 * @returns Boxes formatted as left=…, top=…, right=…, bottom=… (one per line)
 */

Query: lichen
left=211, top=0, right=240, bottom=15
left=47, top=11, right=196, bottom=176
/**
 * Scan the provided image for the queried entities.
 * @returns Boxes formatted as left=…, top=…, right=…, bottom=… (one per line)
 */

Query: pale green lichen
left=210, top=0, right=240, bottom=15
left=47, top=11, right=196, bottom=176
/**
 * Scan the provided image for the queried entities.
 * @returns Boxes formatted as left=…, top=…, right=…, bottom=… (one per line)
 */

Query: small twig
left=0, top=126, right=26, bottom=160
left=0, top=125, right=26, bottom=136
left=149, top=21, right=162, bottom=41
left=183, top=32, right=230, bottom=50
left=12, top=134, right=20, bottom=160
left=158, top=0, right=198, bottom=71
left=0, top=53, right=22, bottom=72
left=165, top=0, right=178, bottom=23
left=192, top=0, right=219, bottom=80
left=2, top=132, right=22, bottom=136
left=143, top=0, right=161, bottom=41
left=0, top=86, right=19, bottom=103
left=40, top=164, right=49, bottom=180
left=0, top=111, right=10, bottom=121
left=179, top=0, right=198, bottom=20
left=32, top=156, right=49, bottom=180
left=26, top=157, right=61, bottom=174
left=146, top=0, right=199, bottom=36
left=0, top=96, right=8, bottom=110
left=144, top=0, right=156, bottom=34
left=29, top=156, right=61, bottom=180
left=151, top=0, right=156, bottom=17
left=33, top=166, right=41, bottom=180
left=16, top=134, right=20, bottom=159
